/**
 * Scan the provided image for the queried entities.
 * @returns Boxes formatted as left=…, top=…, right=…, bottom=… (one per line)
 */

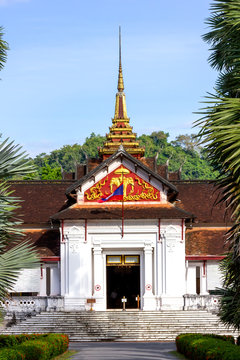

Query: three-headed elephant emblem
left=110, top=176, right=134, bottom=197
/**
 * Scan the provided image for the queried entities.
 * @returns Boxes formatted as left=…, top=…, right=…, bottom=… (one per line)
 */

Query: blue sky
left=0, top=0, right=216, bottom=157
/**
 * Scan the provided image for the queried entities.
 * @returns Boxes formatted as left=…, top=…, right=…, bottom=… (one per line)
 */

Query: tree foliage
left=0, top=27, right=39, bottom=299
left=0, top=27, right=9, bottom=72
left=138, top=131, right=218, bottom=179
left=0, top=138, right=39, bottom=299
left=196, top=0, right=240, bottom=329
left=27, top=131, right=218, bottom=180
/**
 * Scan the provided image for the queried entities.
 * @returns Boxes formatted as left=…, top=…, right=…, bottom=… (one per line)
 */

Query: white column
left=160, top=222, right=185, bottom=310
left=39, top=265, right=46, bottom=296
left=93, top=240, right=105, bottom=310
left=64, top=224, right=86, bottom=310
left=60, top=223, right=68, bottom=296
left=201, top=261, right=208, bottom=295
left=143, top=241, right=156, bottom=310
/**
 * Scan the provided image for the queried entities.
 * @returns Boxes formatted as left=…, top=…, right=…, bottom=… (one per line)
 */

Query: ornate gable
left=84, top=165, right=160, bottom=202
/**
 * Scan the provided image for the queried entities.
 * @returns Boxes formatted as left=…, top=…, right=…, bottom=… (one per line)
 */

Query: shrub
left=0, top=348, right=25, bottom=360
left=43, top=334, right=69, bottom=357
left=0, top=335, right=18, bottom=348
left=0, top=334, right=49, bottom=348
left=15, top=334, right=46, bottom=344
left=17, top=340, right=51, bottom=360
left=176, top=333, right=240, bottom=360
left=0, top=334, right=69, bottom=360
left=206, top=334, right=235, bottom=344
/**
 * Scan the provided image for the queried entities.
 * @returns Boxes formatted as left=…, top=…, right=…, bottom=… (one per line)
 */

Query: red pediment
left=84, top=166, right=160, bottom=202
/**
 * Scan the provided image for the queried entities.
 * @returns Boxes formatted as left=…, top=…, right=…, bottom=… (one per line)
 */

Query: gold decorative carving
left=85, top=177, right=108, bottom=200
left=114, top=167, right=130, bottom=175
left=123, top=178, right=158, bottom=201
left=85, top=166, right=159, bottom=201
left=110, top=177, right=121, bottom=193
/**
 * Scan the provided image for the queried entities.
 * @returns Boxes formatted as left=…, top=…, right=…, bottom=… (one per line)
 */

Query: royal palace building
left=3, top=33, right=230, bottom=315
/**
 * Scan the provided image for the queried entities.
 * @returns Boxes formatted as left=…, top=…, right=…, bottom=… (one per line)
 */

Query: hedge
left=0, top=334, right=69, bottom=360
left=0, top=334, right=49, bottom=349
left=176, top=333, right=240, bottom=360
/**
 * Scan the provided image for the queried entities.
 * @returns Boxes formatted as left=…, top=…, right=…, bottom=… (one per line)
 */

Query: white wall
left=12, top=268, right=40, bottom=293
left=187, top=265, right=196, bottom=294
left=186, top=261, right=222, bottom=295
left=207, top=261, right=222, bottom=291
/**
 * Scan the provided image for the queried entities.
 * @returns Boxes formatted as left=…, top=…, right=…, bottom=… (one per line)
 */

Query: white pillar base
left=93, top=296, right=106, bottom=311
left=142, top=294, right=157, bottom=310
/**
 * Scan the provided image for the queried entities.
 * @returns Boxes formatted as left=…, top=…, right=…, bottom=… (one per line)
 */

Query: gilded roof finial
left=118, top=26, right=124, bottom=92
left=98, top=28, right=145, bottom=160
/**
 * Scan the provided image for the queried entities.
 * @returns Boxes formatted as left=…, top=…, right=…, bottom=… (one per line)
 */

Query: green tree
left=41, top=163, right=62, bottom=180
left=82, top=132, right=106, bottom=158
left=138, top=131, right=218, bottom=180
left=196, top=0, right=240, bottom=329
left=30, top=131, right=217, bottom=180
left=172, top=134, right=201, bottom=153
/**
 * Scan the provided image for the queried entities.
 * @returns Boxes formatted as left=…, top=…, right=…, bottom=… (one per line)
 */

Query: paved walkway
left=69, top=342, right=181, bottom=360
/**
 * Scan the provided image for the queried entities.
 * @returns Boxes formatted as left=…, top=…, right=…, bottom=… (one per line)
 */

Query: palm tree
left=197, top=0, right=240, bottom=329
left=0, top=139, right=39, bottom=299
left=0, top=27, right=39, bottom=300
left=0, top=27, right=9, bottom=71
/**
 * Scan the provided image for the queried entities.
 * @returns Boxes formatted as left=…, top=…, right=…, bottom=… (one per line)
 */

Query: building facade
left=3, top=35, right=230, bottom=315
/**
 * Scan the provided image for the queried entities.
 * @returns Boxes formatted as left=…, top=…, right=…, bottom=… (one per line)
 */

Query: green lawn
left=53, top=350, right=77, bottom=359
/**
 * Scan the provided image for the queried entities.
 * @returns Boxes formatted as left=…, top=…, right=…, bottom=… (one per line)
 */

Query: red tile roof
left=172, top=181, right=231, bottom=224
left=6, top=229, right=60, bottom=257
left=51, top=203, right=194, bottom=220
left=7, top=180, right=232, bottom=225
left=185, top=228, right=229, bottom=256
left=8, top=180, right=74, bottom=224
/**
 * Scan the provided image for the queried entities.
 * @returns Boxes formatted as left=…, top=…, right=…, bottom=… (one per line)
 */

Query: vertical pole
left=122, top=171, right=124, bottom=238
left=158, top=219, right=161, bottom=242
left=119, top=26, right=121, bottom=67
left=61, top=220, right=64, bottom=243
left=182, top=218, right=184, bottom=241
left=85, top=219, right=87, bottom=242
left=122, top=197, right=124, bottom=238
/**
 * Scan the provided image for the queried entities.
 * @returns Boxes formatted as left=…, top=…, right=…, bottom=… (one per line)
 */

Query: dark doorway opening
left=107, top=265, right=140, bottom=309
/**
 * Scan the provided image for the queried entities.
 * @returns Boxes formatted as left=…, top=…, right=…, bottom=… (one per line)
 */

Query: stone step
left=2, top=310, right=239, bottom=342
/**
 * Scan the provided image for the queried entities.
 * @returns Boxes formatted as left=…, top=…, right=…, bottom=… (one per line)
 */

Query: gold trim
left=106, top=255, right=140, bottom=266
left=110, top=126, right=132, bottom=132
left=99, top=148, right=145, bottom=154
left=102, top=142, right=140, bottom=147
left=107, top=134, right=136, bottom=139
left=124, top=255, right=140, bottom=264
left=85, top=177, right=108, bottom=200
left=112, top=118, right=130, bottom=123
left=107, top=255, right=122, bottom=264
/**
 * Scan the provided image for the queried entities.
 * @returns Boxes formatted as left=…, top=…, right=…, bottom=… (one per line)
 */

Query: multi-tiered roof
left=99, top=28, right=145, bottom=160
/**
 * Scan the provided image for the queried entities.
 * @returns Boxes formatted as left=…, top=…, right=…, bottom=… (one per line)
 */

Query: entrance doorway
left=106, top=255, right=140, bottom=309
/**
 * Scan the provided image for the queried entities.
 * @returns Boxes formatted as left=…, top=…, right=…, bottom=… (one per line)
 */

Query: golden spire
left=117, top=26, right=124, bottom=92
left=99, top=27, right=145, bottom=160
